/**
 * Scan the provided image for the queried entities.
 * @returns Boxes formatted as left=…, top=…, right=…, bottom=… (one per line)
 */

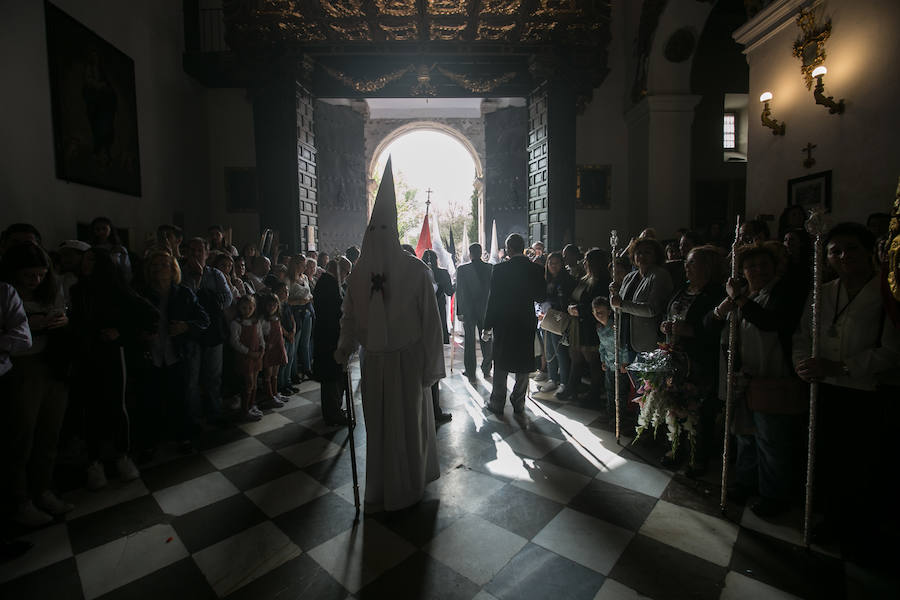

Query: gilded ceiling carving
left=477, top=21, right=517, bottom=41
left=436, top=67, right=516, bottom=93
left=427, top=0, right=467, bottom=16
left=521, top=21, right=556, bottom=41
left=429, top=23, right=467, bottom=41
left=329, top=21, right=371, bottom=41
left=534, top=0, right=580, bottom=16
left=321, top=64, right=412, bottom=92
left=480, top=0, right=522, bottom=17
left=381, top=22, right=419, bottom=41
left=319, top=0, right=364, bottom=18
left=374, top=0, right=417, bottom=18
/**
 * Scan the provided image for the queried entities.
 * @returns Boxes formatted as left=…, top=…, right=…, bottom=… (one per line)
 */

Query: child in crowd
left=592, top=296, right=632, bottom=423
left=272, top=281, right=297, bottom=397
left=258, top=292, right=288, bottom=408
left=230, top=295, right=264, bottom=421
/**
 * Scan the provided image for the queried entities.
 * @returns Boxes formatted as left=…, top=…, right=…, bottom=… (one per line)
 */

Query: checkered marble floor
left=1, top=343, right=897, bottom=600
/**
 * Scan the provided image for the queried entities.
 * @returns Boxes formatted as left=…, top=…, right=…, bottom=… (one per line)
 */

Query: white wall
left=738, top=0, right=900, bottom=222
left=0, top=0, right=211, bottom=250
left=574, top=0, right=630, bottom=249
left=205, top=88, right=258, bottom=247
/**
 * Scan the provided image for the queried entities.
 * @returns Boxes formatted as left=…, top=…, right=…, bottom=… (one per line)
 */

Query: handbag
left=745, top=376, right=808, bottom=415
left=540, top=308, right=571, bottom=336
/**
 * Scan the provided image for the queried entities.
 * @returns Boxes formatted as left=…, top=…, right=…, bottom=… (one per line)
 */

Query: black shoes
left=750, top=497, right=789, bottom=519
left=435, top=411, right=453, bottom=424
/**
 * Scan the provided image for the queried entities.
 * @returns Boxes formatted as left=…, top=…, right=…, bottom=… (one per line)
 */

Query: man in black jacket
left=484, top=234, right=545, bottom=415
left=456, top=243, right=493, bottom=383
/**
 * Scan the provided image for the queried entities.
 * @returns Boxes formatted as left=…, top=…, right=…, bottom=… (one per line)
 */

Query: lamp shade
left=759, top=91, right=773, bottom=102
left=812, top=66, right=827, bottom=78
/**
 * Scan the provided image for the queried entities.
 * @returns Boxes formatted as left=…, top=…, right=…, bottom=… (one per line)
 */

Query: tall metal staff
left=610, top=230, right=622, bottom=444
left=802, top=209, right=827, bottom=545
left=343, top=364, right=361, bottom=523
left=719, top=215, right=742, bottom=513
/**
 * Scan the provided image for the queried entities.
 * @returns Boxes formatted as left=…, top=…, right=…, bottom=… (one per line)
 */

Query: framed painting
left=45, top=1, right=142, bottom=196
left=576, top=164, right=611, bottom=209
left=787, top=170, right=831, bottom=213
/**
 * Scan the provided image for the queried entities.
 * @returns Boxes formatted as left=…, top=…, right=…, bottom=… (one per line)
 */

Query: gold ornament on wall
left=437, top=67, right=516, bottom=93
left=792, top=8, right=832, bottom=90
left=321, top=65, right=411, bottom=92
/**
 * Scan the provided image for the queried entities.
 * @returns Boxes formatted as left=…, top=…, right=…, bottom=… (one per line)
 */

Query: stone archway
left=366, top=120, right=486, bottom=246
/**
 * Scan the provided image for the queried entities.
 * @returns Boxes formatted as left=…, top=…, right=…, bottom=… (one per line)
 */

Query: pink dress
left=262, top=317, right=288, bottom=368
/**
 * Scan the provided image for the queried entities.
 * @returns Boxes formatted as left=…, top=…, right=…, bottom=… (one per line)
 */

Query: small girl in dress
left=230, top=295, right=264, bottom=421
left=258, top=292, right=288, bottom=409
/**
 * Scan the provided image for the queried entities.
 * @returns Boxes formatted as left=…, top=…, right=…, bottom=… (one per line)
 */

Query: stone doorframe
left=366, top=120, right=486, bottom=246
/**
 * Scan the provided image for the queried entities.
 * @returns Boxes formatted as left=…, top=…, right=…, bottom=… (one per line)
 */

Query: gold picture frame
left=576, top=164, right=611, bottom=209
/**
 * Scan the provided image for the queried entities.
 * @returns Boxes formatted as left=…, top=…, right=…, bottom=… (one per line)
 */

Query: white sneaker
left=276, top=393, right=291, bottom=403
left=248, top=405, right=264, bottom=418
left=530, top=371, right=549, bottom=382
left=116, top=455, right=140, bottom=482
left=86, top=460, right=108, bottom=490
left=539, top=380, right=559, bottom=392
left=259, top=396, right=285, bottom=409
left=14, top=501, right=53, bottom=527
left=36, top=490, right=74, bottom=516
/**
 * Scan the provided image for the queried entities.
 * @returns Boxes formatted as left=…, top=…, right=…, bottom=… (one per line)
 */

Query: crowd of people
left=0, top=218, right=357, bottom=529
left=1, top=205, right=897, bottom=564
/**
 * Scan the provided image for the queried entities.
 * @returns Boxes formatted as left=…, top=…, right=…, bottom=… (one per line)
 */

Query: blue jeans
left=295, top=309, right=313, bottom=376
left=186, top=342, right=223, bottom=422
left=735, top=410, right=801, bottom=500
left=279, top=332, right=298, bottom=390
left=544, top=331, right=570, bottom=385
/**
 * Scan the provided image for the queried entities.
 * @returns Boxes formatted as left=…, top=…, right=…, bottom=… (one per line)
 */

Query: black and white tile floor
left=1, top=344, right=897, bottom=599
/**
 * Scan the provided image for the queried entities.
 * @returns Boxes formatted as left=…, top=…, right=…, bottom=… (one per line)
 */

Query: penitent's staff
left=610, top=230, right=622, bottom=444
left=719, top=215, right=742, bottom=514
left=802, top=209, right=827, bottom=546
left=344, top=364, right=361, bottom=523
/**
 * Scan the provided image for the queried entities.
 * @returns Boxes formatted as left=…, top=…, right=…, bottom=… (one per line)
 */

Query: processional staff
left=803, top=208, right=828, bottom=546
left=719, top=215, right=742, bottom=514
left=610, top=230, right=622, bottom=444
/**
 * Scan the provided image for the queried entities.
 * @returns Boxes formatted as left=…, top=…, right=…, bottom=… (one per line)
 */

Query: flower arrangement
left=628, top=345, right=701, bottom=462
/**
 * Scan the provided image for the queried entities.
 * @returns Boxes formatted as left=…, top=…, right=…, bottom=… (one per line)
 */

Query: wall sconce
left=812, top=66, right=845, bottom=114
left=759, top=92, right=786, bottom=135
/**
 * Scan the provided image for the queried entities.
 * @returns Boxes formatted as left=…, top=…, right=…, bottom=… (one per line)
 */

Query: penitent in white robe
left=337, top=252, right=444, bottom=512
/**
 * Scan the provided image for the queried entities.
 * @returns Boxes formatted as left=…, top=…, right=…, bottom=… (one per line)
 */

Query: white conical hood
left=346, top=156, right=404, bottom=351
left=488, top=220, right=499, bottom=264
left=461, top=227, right=471, bottom=263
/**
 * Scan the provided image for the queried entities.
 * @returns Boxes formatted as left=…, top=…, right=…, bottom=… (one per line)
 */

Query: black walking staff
left=343, top=363, right=361, bottom=523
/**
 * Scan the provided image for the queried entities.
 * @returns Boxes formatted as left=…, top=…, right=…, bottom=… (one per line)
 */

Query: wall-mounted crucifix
left=802, top=142, right=817, bottom=169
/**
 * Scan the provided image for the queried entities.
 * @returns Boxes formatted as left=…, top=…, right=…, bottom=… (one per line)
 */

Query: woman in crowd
left=0, top=244, right=73, bottom=526
left=212, top=253, right=243, bottom=302
left=69, top=247, right=158, bottom=489
left=538, top=251, right=576, bottom=394
left=287, top=255, right=313, bottom=381
left=611, top=237, right=674, bottom=355
left=136, top=251, right=209, bottom=458
left=89, top=216, right=132, bottom=283
left=229, top=295, right=264, bottom=422
left=782, top=227, right=813, bottom=298
left=793, top=222, right=900, bottom=555
left=233, top=255, right=255, bottom=296
left=659, top=245, right=726, bottom=473
left=714, top=242, right=806, bottom=517
left=560, top=248, right=610, bottom=407
left=312, top=257, right=351, bottom=425
left=207, top=225, right=238, bottom=257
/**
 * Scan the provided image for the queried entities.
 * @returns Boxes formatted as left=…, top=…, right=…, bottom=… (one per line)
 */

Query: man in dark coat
left=455, top=243, right=493, bottom=383
left=483, top=234, right=545, bottom=415
left=312, top=257, right=350, bottom=425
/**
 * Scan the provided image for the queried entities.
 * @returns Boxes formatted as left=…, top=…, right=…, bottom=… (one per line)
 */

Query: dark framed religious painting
left=787, top=170, right=832, bottom=213
left=576, top=164, right=612, bottom=209
left=45, top=1, right=142, bottom=196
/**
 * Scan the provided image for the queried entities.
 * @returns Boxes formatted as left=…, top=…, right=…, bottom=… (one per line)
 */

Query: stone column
left=625, top=94, right=700, bottom=238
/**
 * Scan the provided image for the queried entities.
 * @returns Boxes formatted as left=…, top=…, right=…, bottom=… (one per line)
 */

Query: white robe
left=337, top=253, right=444, bottom=511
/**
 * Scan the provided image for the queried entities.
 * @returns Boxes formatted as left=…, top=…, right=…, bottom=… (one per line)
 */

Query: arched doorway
left=370, top=123, right=484, bottom=252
